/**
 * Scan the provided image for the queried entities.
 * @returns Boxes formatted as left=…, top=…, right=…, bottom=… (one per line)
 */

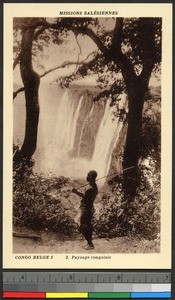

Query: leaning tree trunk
left=14, top=27, right=40, bottom=162
left=122, top=75, right=149, bottom=202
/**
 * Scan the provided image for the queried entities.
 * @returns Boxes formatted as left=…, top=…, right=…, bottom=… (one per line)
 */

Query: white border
left=3, top=3, right=172, bottom=269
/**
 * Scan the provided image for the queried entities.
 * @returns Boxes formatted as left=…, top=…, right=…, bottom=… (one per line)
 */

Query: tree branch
left=13, top=53, right=21, bottom=70
left=110, top=18, right=136, bottom=80
left=40, top=51, right=96, bottom=77
left=71, top=26, right=108, bottom=55
left=93, top=79, right=125, bottom=102
left=13, top=87, right=25, bottom=100
left=14, top=19, right=103, bottom=70
left=70, top=18, right=136, bottom=81
left=34, top=25, right=47, bottom=40
left=111, top=18, right=124, bottom=54
left=13, top=51, right=96, bottom=100
left=13, top=25, right=47, bottom=70
left=74, top=34, right=82, bottom=73
left=139, top=19, right=158, bottom=80
left=13, top=18, right=48, bottom=30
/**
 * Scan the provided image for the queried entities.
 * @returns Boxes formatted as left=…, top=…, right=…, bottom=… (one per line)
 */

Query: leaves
left=122, top=18, right=161, bottom=67
left=93, top=94, right=160, bottom=240
left=13, top=159, right=78, bottom=236
left=93, top=159, right=160, bottom=240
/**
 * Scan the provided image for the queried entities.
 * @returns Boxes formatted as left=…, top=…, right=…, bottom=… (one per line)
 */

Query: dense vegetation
left=13, top=87, right=160, bottom=243
left=13, top=17, right=161, bottom=204
left=13, top=18, right=161, bottom=246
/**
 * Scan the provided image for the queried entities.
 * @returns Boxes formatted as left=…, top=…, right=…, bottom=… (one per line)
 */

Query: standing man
left=72, top=170, right=98, bottom=250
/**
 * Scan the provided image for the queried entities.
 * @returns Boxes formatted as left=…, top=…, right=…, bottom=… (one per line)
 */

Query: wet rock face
left=14, top=82, right=125, bottom=179
left=71, top=89, right=106, bottom=159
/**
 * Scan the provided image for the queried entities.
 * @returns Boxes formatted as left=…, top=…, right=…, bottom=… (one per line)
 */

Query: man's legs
left=84, top=224, right=93, bottom=246
left=80, top=217, right=94, bottom=249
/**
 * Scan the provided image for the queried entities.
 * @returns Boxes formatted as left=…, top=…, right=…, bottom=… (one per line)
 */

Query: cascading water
left=52, top=91, right=83, bottom=154
left=14, top=78, right=126, bottom=182
left=90, top=99, right=124, bottom=178
left=77, top=102, right=94, bottom=157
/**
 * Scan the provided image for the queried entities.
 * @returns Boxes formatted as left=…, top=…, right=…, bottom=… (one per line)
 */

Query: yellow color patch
left=46, top=292, right=88, bottom=298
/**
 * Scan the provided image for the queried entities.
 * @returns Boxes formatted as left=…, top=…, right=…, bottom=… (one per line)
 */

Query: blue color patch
left=131, top=292, right=171, bottom=298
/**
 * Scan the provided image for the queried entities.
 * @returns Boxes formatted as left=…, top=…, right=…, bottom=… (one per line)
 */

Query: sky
left=14, top=31, right=98, bottom=86
left=13, top=19, right=160, bottom=88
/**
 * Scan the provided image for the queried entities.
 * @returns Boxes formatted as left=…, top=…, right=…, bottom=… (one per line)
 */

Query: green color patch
left=88, top=292, right=131, bottom=298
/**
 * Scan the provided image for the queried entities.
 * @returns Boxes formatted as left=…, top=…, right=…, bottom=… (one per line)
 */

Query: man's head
left=87, top=170, right=98, bottom=184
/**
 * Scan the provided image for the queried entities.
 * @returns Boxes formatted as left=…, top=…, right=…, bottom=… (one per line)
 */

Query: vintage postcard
left=3, top=3, right=172, bottom=269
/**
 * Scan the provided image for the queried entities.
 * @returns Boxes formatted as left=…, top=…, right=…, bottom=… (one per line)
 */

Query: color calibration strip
left=3, top=291, right=171, bottom=298
left=3, top=272, right=171, bottom=298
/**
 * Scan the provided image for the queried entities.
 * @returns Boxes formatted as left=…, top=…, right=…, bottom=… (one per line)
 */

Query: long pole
left=76, top=166, right=135, bottom=190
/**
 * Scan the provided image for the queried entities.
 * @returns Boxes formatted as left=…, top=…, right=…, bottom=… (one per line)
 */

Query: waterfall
left=90, top=99, right=124, bottom=178
left=14, top=79, right=126, bottom=181
left=53, top=90, right=83, bottom=153
left=77, top=102, right=95, bottom=157
left=71, top=96, right=83, bottom=151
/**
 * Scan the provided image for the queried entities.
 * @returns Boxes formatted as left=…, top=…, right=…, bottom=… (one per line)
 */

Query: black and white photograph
left=3, top=3, right=172, bottom=269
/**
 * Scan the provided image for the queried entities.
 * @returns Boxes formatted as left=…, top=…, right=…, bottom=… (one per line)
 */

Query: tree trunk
left=14, top=26, right=40, bottom=162
left=122, top=75, right=148, bottom=201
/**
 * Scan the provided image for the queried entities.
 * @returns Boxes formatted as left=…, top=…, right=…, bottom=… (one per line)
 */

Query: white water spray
left=90, top=99, right=124, bottom=177
left=14, top=79, right=126, bottom=181
left=78, top=101, right=95, bottom=157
